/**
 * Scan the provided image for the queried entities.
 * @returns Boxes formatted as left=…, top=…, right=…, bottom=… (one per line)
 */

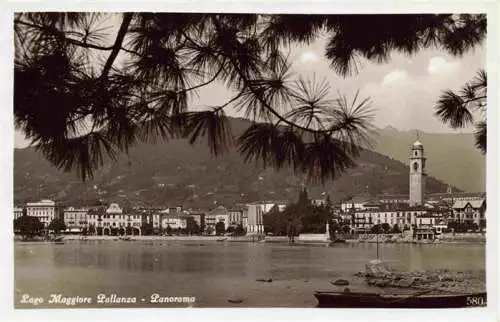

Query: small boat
left=119, top=236, right=132, bottom=241
left=330, top=238, right=346, bottom=244
left=53, top=236, right=64, bottom=242
left=216, top=237, right=227, bottom=242
left=314, top=290, right=487, bottom=308
left=228, top=299, right=243, bottom=304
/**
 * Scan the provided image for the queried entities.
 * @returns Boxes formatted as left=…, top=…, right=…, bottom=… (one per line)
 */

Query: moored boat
left=119, top=236, right=132, bottom=241
left=53, top=235, right=64, bottom=242
left=314, top=290, right=487, bottom=308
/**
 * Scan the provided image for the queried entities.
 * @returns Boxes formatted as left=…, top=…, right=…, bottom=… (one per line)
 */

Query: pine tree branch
left=15, top=18, right=141, bottom=57
left=15, top=19, right=114, bottom=51
left=181, top=27, right=328, bottom=135
left=100, top=13, right=134, bottom=79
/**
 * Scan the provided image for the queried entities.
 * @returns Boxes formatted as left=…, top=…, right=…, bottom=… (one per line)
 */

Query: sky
left=13, top=16, right=486, bottom=148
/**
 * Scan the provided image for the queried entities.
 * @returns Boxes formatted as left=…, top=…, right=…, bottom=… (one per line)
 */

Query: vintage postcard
left=2, top=1, right=499, bottom=322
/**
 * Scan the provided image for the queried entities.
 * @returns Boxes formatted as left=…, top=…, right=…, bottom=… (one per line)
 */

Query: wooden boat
left=314, top=290, right=487, bottom=308
left=53, top=235, right=64, bottom=242
left=216, top=237, right=227, bottom=242
left=119, top=236, right=132, bottom=241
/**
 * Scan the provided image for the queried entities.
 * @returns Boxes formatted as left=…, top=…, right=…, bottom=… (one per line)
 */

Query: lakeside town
left=14, top=139, right=486, bottom=244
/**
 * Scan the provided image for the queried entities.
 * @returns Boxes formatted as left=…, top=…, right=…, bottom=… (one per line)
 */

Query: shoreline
left=14, top=234, right=486, bottom=245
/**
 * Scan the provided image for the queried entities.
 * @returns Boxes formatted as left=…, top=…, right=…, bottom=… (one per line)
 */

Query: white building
left=14, top=207, right=23, bottom=220
left=340, top=197, right=371, bottom=212
left=26, top=199, right=56, bottom=227
left=63, top=207, right=88, bottom=233
left=205, top=205, right=229, bottom=234
left=258, top=201, right=288, bottom=213
left=353, top=207, right=438, bottom=231
left=100, top=203, right=142, bottom=235
left=161, top=214, right=188, bottom=230
left=247, top=204, right=264, bottom=234
left=452, top=199, right=486, bottom=228
left=227, top=208, right=244, bottom=227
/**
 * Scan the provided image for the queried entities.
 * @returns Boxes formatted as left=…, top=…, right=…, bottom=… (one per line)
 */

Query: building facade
left=205, top=205, right=229, bottom=234
left=89, top=203, right=142, bottom=235
left=161, top=214, right=188, bottom=230
left=227, top=209, right=243, bottom=227
left=452, top=199, right=486, bottom=228
left=63, top=207, right=88, bottom=233
left=26, top=199, right=56, bottom=227
left=246, top=204, right=264, bottom=234
left=14, top=207, right=23, bottom=220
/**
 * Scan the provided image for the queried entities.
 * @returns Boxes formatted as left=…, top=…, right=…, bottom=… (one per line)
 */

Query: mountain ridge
left=14, top=117, right=484, bottom=208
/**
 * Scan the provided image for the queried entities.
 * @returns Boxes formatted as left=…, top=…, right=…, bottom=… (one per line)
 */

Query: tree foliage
left=47, top=217, right=67, bottom=233
left=263, top=188, right=332, bottom=236
left=435, top=69, right=487, bottom=153
left=14, top=13, right=486, bottom=182
left=14, top=215, right=44, bottom=240
left=215, top=221, right=226, bottom=235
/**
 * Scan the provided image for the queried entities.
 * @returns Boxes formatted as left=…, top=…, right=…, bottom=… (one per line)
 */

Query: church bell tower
left=409, top=134, right=426, bottom=206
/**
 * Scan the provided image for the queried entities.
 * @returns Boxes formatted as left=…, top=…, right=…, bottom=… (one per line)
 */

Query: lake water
left=14, top=241, right=485, bottom=308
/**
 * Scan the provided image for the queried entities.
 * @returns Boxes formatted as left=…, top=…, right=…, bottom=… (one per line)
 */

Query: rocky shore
left=352, top=260, right=486, bottom=294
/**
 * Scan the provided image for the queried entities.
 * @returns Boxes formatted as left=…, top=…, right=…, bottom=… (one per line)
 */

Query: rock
left=343, top=288, right=351, bottom=293
left=394, top=278, right=414, bottom=288
left=365, top=260, right=392, bottom=278
left=374, top=279, right=390, bottom=287
left=331, top=279, right=349, bottom=286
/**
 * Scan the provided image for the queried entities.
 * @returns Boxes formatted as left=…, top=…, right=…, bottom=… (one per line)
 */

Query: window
left=413, top=162, right=418, bottom=171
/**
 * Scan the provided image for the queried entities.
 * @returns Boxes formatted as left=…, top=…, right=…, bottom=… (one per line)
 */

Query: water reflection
left=15, top=241, right=486, bottom=308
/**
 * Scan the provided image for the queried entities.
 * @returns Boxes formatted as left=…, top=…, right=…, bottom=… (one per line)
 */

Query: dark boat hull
left=314, top=291, right=487, bottom=308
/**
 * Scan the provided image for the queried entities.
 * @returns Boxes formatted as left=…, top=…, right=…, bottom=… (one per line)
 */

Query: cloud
left=299, top=51, right=318, bottom=63
left=382, top=69, right=408, bottom=85
left=427, top=56, right=459, bottom=75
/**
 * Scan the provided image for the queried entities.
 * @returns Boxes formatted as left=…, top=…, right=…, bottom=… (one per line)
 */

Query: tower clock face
left=413, top=162, right=419, bottom=171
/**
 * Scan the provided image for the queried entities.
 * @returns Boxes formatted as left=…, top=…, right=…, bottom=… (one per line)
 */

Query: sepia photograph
left=3, top=2, right=499, bottom=320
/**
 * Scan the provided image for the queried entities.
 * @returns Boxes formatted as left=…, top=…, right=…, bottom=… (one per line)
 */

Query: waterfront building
left=377, top=191, right=485, bottom=205
left=414, top=227, right=436, bottom=241
left=14, top=207, right=23, bottom=220
left=452, top=199, right=486, bottom=228
left=246, top=203, right=264, bottom=234
left=87, top=207, right=103, bottom=234
left=161, top=213, right=188, bottom=230
left=63, top=207, right=88, bottom=233
left=26, top=199, right=56, bottom=227
left=353, top=206, right=443, bottom=232
left=227, top=208, right=243, bottom=227
left=187, top=212, right=206, bottom=230
left=242, top=208, right=248, bottom=230
left=340, top=196, right=371, bottom=212
left=256, top=200, right=288, bottom=214
left=99, top=203, right=141, bottom=235
left=205, top=205, right=229, bottom=234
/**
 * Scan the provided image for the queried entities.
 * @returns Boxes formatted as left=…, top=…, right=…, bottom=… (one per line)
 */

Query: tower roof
left=412, top=140, right=423, bottom=148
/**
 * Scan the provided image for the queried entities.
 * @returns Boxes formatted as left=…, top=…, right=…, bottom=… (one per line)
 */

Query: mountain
left=14, top=118, right=460, bottom=208
left=373, top=127, right=485, bottom=193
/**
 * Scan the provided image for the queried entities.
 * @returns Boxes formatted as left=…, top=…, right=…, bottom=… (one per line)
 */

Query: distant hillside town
left=14, top=139, right=485, bottom=239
